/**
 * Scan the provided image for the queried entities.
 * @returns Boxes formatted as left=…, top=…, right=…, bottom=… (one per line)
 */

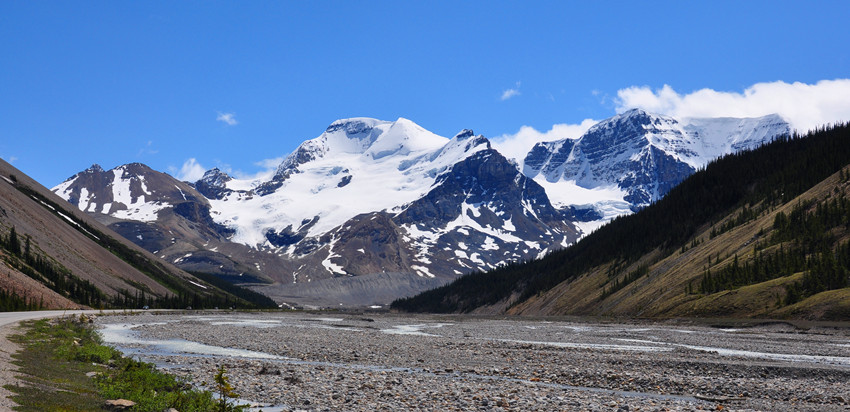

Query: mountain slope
left=53, top=119, right=582, bottom=307
left=392, top=123, right=850, bottom=320
left=222, top=125, right=579, bottom=301
left=52, top=113, right=789, bottom=307
left=525, top=109, right=790, bottom=230
left=53, top=163, right=275, bottom=284
left=208, top=119, right=528, bottom=251
left=0, top=159, right=274, bottom=310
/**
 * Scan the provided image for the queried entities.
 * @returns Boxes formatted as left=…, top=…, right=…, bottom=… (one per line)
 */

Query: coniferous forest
left=393, top=123, right=850, bottom=315
left=699, top=195, right=850, bottom=301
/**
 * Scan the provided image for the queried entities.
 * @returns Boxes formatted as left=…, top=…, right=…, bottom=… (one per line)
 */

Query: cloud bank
left=492, top=119, right=597, bottom=164
left=172, top=156, right=284, bottom=183
left=493, top=79, right=850, bottom=166
left=616, top=79, right=850, bottom=133
left=173, top=158, right=207, bottom=182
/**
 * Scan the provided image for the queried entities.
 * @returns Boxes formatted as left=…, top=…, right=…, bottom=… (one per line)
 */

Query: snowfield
left=210, top=118, right=490, bottom=248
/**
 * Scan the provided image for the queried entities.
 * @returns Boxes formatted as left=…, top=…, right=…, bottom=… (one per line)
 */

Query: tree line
left=1, top=225, right=102, bottom=310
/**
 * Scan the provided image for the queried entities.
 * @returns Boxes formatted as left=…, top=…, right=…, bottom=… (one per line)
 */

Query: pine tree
left=24, top=235, right=31, bottom=261
left=8, top=227, right=21, bottom=256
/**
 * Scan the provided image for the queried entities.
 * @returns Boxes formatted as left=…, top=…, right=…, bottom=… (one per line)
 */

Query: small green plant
left=214, top=365, right=240, bottom=411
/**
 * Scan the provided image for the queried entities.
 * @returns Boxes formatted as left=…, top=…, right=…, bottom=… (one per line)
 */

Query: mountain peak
left=120, top=162, right=156, bottom=173
left=194, top=168, right=233, bottom=199
left=454, top=129, right=475, bottom=140
left=313, top=117, right=447, bottom=159
left=200, top=167, right=231, bottom=183
left=85, top=164, right=104, bottom=173
left=608, top=108, right=670, bottom=125
left=393, top=116, right=417, bottom=126
left=581, top=109, right=683, bottom=144
left=324, top=117, right=382, bottom=135
left=619, top=107, right=649, bottom=116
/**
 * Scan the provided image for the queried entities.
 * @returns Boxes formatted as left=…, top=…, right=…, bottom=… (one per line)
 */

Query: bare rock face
left=396, top=147, right=577, bottom=277
left=193, top=167, right=232, bottom=200
left=328, top=212, right=413, bottom=276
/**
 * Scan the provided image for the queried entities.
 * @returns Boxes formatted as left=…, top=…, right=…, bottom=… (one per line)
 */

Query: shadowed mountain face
left=52, top=113, right=790, bottom=307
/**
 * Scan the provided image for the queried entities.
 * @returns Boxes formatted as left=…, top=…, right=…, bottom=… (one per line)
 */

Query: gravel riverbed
left=95, top=312, right=850, bottom=411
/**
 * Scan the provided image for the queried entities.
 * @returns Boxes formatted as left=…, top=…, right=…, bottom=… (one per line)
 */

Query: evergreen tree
left=8, top=226, right=21, bottom=256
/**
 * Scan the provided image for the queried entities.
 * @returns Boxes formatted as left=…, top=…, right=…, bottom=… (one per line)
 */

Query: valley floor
left=96, top=312, right=850, bottom=411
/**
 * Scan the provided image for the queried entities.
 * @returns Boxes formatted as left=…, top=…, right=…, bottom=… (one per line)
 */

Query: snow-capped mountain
left=52, top=163, right=273, bottom=282
left=523, top=109, right=790, bottom=232
left=54, top=118, right=580, bottom=306
left=52, top=163, right=198, bottom=222
left=207, top=118, right=577, bottom=277
left=52, top=112, right=790, bottom=307
left=209, top=118, right=476, bottom=247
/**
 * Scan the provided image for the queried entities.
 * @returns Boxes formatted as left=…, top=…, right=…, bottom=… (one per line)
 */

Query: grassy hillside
left=392, top=123, right=850, bottom=320
left=0, top=159, right=276, bottom=310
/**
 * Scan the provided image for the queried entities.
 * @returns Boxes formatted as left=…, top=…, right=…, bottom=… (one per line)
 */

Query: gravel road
left=0, top=309, right=156, bottom=411
left=95, top=312, right=850, bottom=411
left=0, top=310, right=102, bottom=411
left=0, top=321, right=23, bottom=412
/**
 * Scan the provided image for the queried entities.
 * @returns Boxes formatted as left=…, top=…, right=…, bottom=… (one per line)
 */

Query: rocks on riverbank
left=97, top=313, right=850, bottom=411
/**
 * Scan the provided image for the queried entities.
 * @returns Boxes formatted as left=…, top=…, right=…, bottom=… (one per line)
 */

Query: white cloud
left=500, top=82, right=521, bottom=101
left=173, top=158, right=207, bottom=182
left=137, top=140, right=158, bottom=156
left=216, top=112, right=239, bottom=126
left=616, top=79, right=850, bottom=133
left=255, top=157, right=284, bottom=169
left=492, top=119, right=597, bottom=165
left=169, top=156, right=282, bottom=184
left=230, top=157, right=283, bottom=181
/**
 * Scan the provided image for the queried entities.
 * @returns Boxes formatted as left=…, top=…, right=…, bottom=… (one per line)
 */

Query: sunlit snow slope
left=208, top=118, right=479, bottom=247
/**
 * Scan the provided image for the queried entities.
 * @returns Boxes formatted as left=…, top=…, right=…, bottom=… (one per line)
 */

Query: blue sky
left=2, top=1, right=849, bottom=186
